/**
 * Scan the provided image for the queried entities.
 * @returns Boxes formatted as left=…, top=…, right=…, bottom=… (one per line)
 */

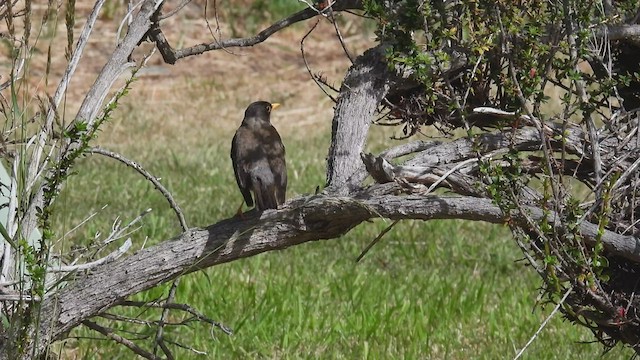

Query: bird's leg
left=235, top=201, right=245, bottom=219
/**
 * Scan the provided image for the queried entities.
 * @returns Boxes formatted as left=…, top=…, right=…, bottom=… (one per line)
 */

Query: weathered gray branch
left=19, top=0, right=164, bottom=283
left=74, top=0, right=163, bottom=129
left=30, top=188, right=640, bottom=356
left=605, top=24, right=640, bottom=46
left=325, top=45, right=408, bottom=193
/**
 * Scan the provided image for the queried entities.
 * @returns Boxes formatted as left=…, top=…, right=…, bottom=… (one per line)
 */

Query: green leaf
left=0, top=222, right=16, bottom=248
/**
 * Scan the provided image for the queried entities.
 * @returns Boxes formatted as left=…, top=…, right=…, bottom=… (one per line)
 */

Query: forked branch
left=148, top=0, right=364, bottom=64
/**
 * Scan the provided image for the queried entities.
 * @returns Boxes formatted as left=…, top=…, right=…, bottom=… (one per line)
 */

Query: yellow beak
left=271, top=103, right=281, bottom=111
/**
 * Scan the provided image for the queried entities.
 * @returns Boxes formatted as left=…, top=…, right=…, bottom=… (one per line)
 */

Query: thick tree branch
left=325, top=45, right=419, bottom=193
left=74, top=0, right=163, bottom=129
left=30, top=187, right=640, bottom=355
left=605, top=24, right=640, bottom=46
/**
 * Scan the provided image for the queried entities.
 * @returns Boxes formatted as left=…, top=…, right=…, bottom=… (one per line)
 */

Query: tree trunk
left=325, top=45, right=398, bottom=193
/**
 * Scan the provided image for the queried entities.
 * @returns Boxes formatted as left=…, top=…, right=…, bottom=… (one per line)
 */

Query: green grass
left=49, top=117, right=635, bottom=359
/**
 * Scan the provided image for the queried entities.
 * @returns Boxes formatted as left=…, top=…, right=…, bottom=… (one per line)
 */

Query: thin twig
left=119, top=300, right=233, bottom=335
left=54, top=204, right=108, bottom=244
left=48, top=238, right=132, bottom=273
left=356, top=219, right=399, bottom=262
left=157, top=339, right=175, bottom=360
left=425, top=158, right=477, bottom=194
left=330, top=8, right=354, bottom=63
left=513, top=287, right=573, bottom=360
left=153, top=278, right=181, bottom=357
left=82, top=320, right=161, bottom=360
left=100, top=312, right=152, bottom=325
left=301, top=20, right=337, bottom=102
left=202, top=0, right=234, bottom=55
left=100, top=209, right=152, bottom=247
left=163, top=338, right=207, bottom=355
left=579, top=156, right=640, bottom=227
left=159, top=0, right=192, bottom=20
left=116, top=0, right=144, bottom=46
left=563, top=0, right=603, bottom=203
left=87, top=147, right=188, bottom=232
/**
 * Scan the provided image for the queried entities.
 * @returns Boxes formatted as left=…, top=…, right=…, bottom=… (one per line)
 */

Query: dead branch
left=82, top=320, right=161, bottom=360
left=119, top=300, right=232, bottom=334
left=48, top=238, right=131, bottom=273
left=27, top=186, right=640, bottom=356
left=148, top=0, right=364, bottom=64
left=325, top=44, right=414, bottom=194
left=4, top=2, right=640, bottom=357
left=152, top=278, right=179, bottom=357
left=301, top=19, right=337, bottom=103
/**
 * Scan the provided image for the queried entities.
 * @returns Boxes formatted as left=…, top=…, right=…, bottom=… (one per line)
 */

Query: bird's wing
left=231, top=128, right=254, bottom=207
left=263, top=125, right=287, bottom=206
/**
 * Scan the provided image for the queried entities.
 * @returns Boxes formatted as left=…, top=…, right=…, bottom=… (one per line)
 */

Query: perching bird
left=231, top=101, right=287, bottom=213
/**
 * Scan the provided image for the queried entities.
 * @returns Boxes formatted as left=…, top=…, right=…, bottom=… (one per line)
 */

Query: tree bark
left=325, top=45, right=400, bottom=194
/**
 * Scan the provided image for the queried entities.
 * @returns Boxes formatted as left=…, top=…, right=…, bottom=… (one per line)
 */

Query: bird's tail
left=250, top=172, right=279, bottom=211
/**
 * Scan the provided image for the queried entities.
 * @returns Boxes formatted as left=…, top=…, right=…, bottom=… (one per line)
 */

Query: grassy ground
left=26, top=1, right=633, bottom=359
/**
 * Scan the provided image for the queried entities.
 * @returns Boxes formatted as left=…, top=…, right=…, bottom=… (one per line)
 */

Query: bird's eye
left=266, top=106, right=271, bottom=113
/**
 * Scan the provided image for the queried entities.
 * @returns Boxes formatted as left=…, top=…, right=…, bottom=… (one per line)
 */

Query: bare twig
left=563, top=0, right=603, bottom=203
left=202, top=0, right=233, bottom=55
left=88, top=147, right=188, bottom=232
left=157, top=339, right=175, bottom=360
left=120, top=300, right=233, bottom=335
left=330, top=9, right=354, bottom=63
left=159, top=0, right=191, bottom=20
left=109, top=213, right=146, bottom=244
left=116, top=0, right=144, bottom=46
left=82, top=320, right=161, bottom=360
left=149, top=0, right=363, bottom=64
left=48, top=238, right=132, bottom=273
left=513, top=287, right=573, bottom=360
left=355, top=219, right=399, bottom=262
left=152, top=277, right=181, bottom=357
left=163, top=338, right=207, bottom=355
left=301, top=20, right=337, bottom=102
left=424, top=157, right=478, bottom=194
left=99, top=312, right=152, bottom=326
left=54, top=204, right=108, bottom=244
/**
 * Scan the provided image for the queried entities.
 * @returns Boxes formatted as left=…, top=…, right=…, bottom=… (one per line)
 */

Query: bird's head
left=244, top=101, right=280, bottom=121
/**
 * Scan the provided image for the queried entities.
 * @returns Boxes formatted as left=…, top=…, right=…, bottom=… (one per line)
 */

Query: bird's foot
left=235, top=202, right=246, bottom=219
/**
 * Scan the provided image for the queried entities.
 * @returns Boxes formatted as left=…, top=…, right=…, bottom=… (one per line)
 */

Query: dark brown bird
left=231, top=101, right=287, bottom=213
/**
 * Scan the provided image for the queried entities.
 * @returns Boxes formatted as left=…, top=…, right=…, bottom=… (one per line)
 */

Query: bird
left=231, top=101, right=287, bottom=214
